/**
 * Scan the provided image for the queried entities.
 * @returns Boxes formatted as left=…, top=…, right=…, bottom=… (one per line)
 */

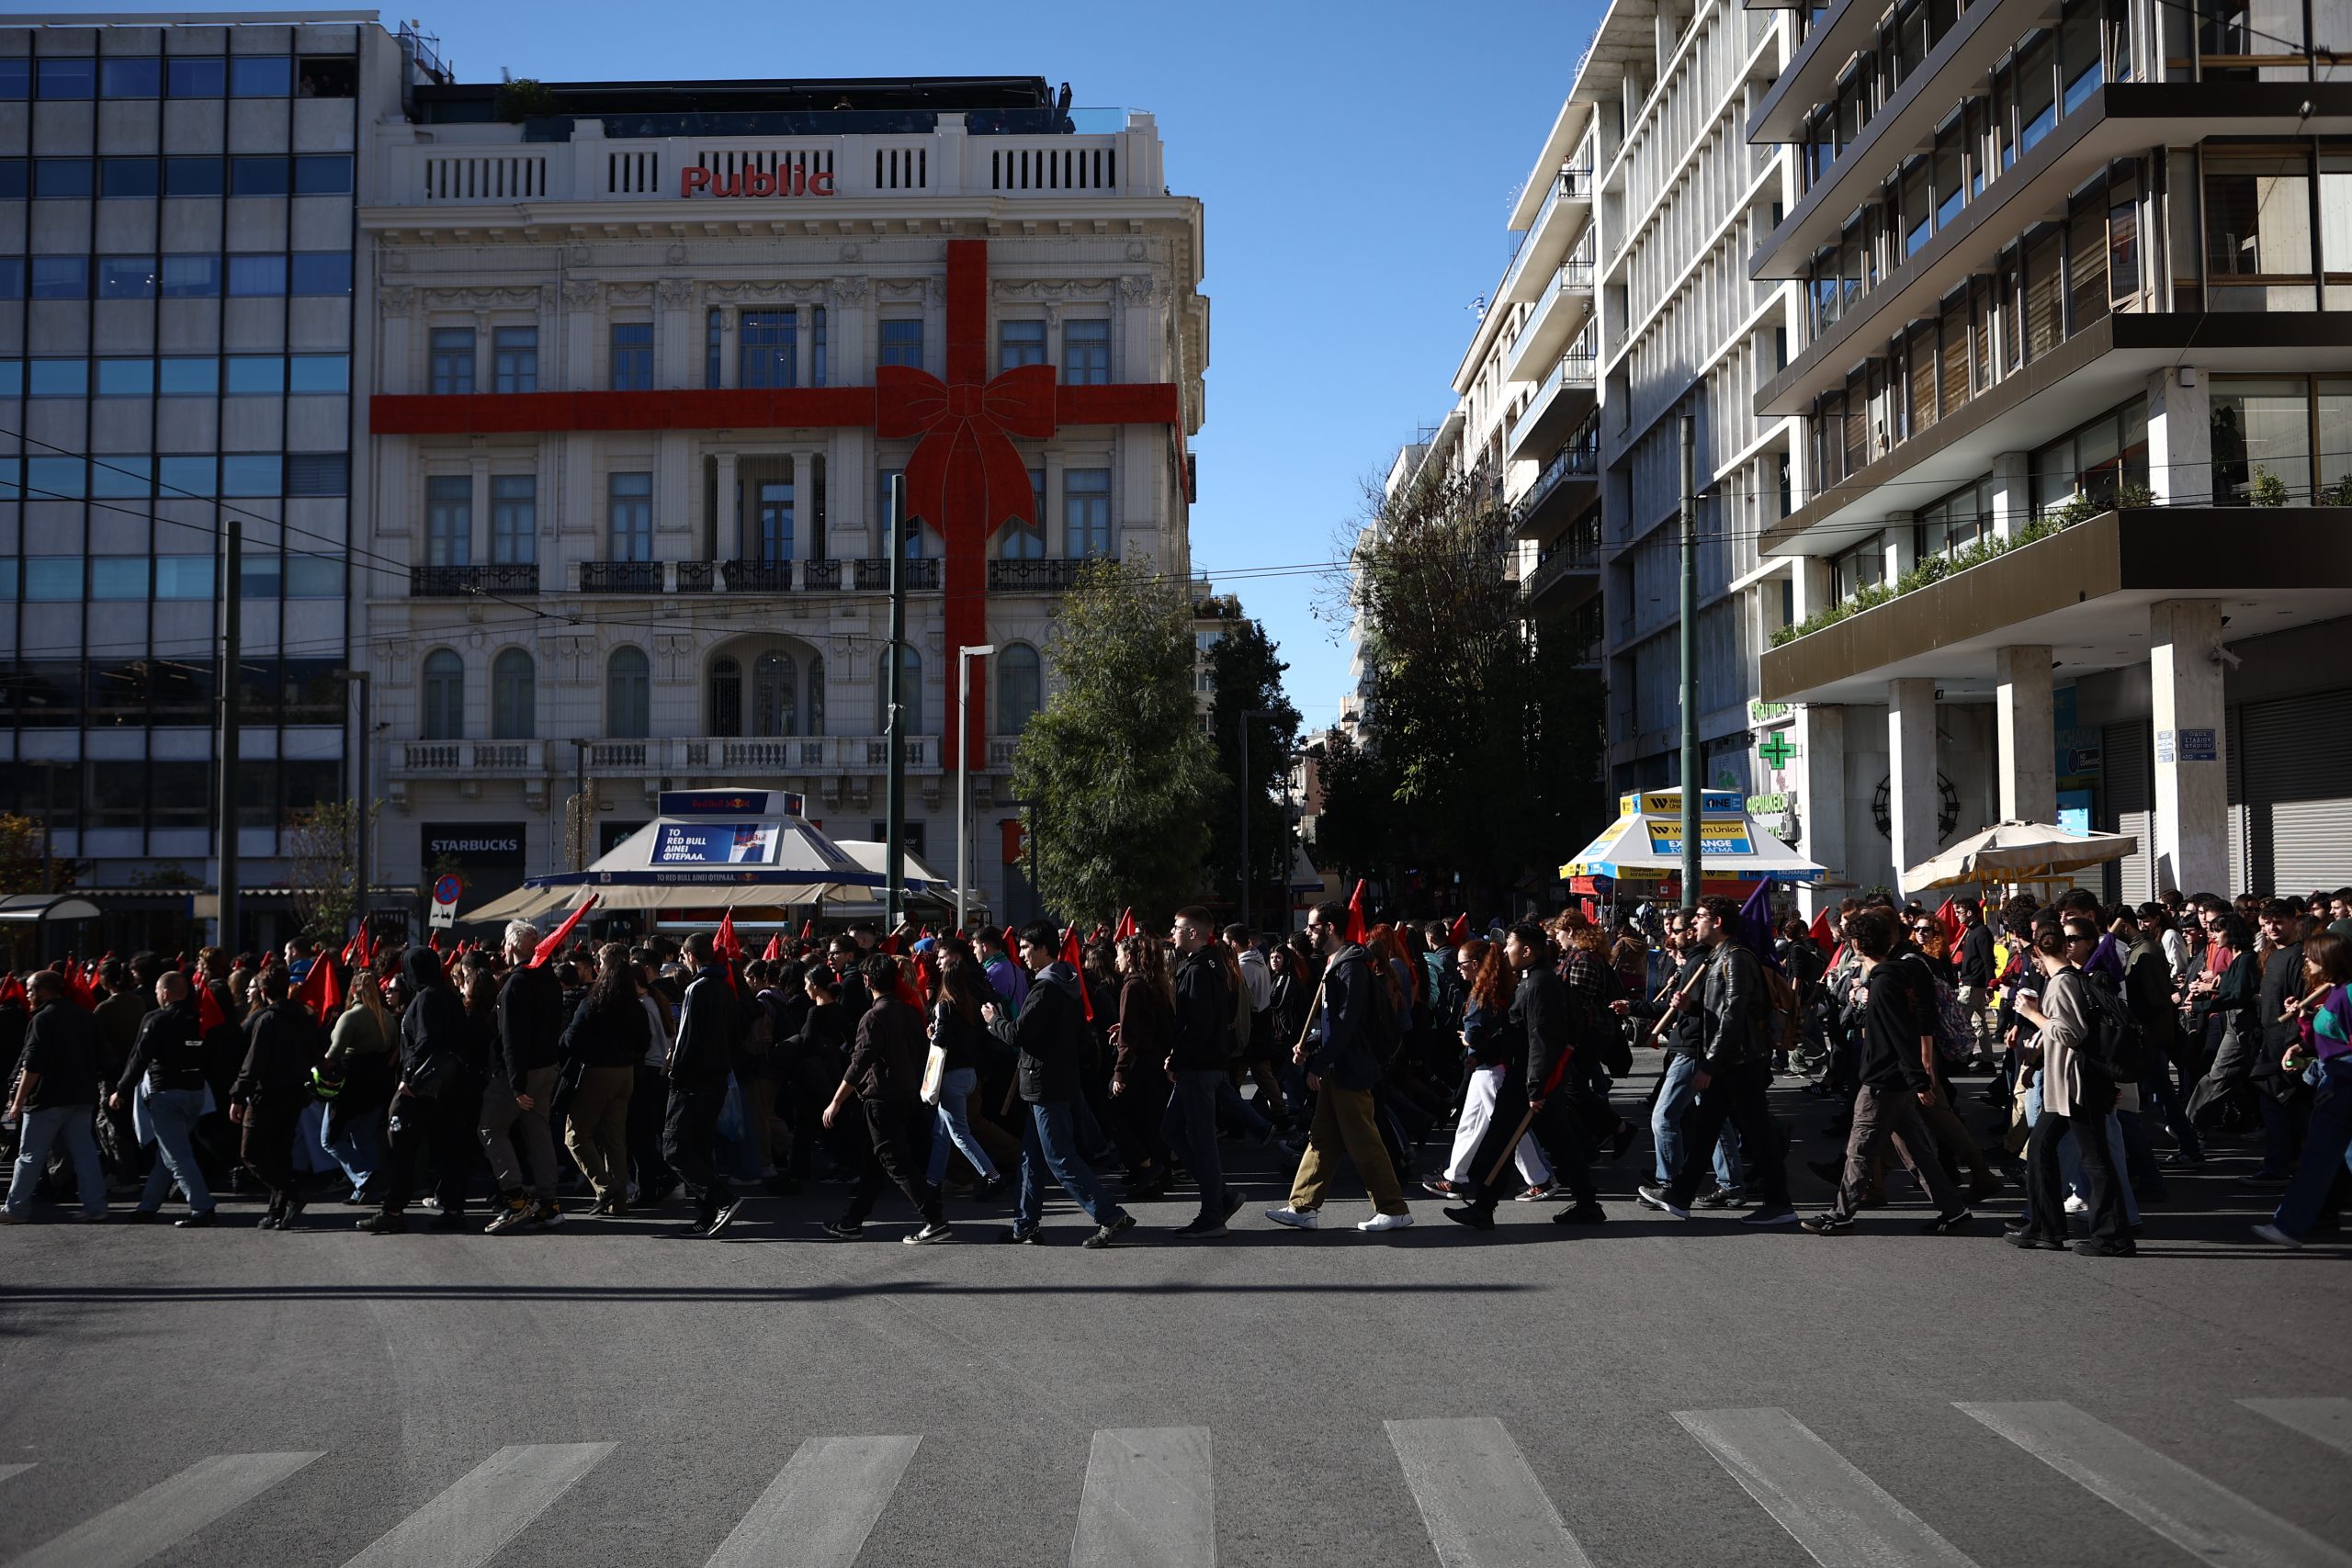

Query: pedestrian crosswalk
left=1, top=1398, right=2344, bottom=1567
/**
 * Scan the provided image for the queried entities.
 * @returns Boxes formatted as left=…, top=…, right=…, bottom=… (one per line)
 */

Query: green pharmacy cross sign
left=1758, top=732, right=1794, bottom=770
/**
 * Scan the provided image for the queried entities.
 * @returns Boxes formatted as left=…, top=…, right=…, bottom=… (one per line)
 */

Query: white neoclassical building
left=356, top=74, right=1208, bottom=925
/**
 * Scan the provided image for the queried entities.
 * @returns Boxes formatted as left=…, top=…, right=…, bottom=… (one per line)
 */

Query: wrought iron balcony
left=854, top=557, right=942, bottom=591
left=410, top=563, right=539, bottom=596
left=580, top=560, right=661, bottom=592
left=674, top=560, right=715, bottom=592
left=988, top=558, right=1108, bottom=592
left=719, top=558, right=793, bottom=592
left=802, top=558, right=842, bottom=590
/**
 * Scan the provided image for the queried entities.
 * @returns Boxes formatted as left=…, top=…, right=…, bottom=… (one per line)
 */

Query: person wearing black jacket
left=922, top=953, right=1005, bottom=1193
left=785, top=964, right=857, bottom=1184
left=229, top=964, right=322, bottom=1230
left=1444, top=922, right=1604, bottom=1230
left=1957, top=899, right=1996, bottom=1063
left=109, top=974, right=215, bottom=1225
left=1618, top=909, right=1741, bottom=1204
left=989, top=922, right=1133, bottom=1247
left=1639, top=897, right=1797, bottom=1225
left=2246, top=900, right=2308, bottom=1186
left=560, top=942, right=650, bottom=1217
left=3, top=972, right=109, bottom=1224
left=482, top=922, right=565, bottom=1234
left=662, top=931, right=742, bottom=1238
left=821, top=953, right=950, bottom=1243
left=1164, top=907, right=1242, bottom=1238
left=1267, top=901, right=1413, bottom=1234
left=1801, top=911, right=1971, bottom=1234
left=359, top=945, right=481, bottom=1235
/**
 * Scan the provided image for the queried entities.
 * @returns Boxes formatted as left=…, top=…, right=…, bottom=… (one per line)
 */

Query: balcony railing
left=854, top=557, right=943, bottom=591
left=803, top=558, right=842, bottom=590
left=580, top=560, right=661, bottom=592
left=556, top=734, right=1035, bottom=776
left=1521, top=535, right=1602, bottom=601
left=410, top=563, right=539, bottom=597
left=719, top=558, right=793, bottom=592
left=1511, top=440, right=1601, bottom=526
left=1500, top=167, right=1596, bottom=297
left=675, top=560, right=715, bottom=592
left=396, top=739, right=546, bottom=773
left=988, top=558, right=1109, bottom=592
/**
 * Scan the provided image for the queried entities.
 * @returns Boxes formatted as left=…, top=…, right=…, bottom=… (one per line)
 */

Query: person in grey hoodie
left=988, top=921, right=1135, bottom=1248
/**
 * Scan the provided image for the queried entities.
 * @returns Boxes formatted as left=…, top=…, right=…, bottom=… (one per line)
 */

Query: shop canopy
left=465, top=788, right=885, bottom=924
left=1562, top=788, right=1827, bottom=885
left=1902, top=819, right=2139, bottom=892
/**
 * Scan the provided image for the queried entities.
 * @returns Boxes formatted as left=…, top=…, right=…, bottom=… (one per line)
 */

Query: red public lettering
left=746, top=167, right=776, bottom=197
left=679, top=166, right=710, bottom=197
left=675, top=164, right=837, bottom=198
left=809, top=168, right=833, bottom=196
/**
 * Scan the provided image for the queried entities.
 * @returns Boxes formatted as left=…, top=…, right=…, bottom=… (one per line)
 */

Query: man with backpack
left=1442, top=920, right=1605, bottom=1230
left=989, top=922, right=1135, bottom=1248
left=1265, top=899, right=1413, bottom=1233
left=1638, top=897, right=1797, bottom=1225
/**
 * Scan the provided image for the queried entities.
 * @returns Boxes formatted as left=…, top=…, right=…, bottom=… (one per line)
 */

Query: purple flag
left=1737, top=880, right=1785, bottom=975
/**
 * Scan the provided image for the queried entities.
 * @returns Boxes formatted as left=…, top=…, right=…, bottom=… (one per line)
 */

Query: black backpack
left=2068, top=970, right=2145, bottom=1082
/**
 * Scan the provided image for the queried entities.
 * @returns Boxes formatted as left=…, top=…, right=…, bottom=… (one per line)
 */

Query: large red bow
left=874, top=362, right=1056, bottom=548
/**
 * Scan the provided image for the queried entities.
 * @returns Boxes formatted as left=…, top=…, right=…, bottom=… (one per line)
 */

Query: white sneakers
left=1356, top=1213, right=1414, bottom=1233
left=1264, top=1206, right=1320, bottom=1231
left=2251, top=1223, right=2301, bottom=1249
left=2063, top=1194, right=2090, bottom=1215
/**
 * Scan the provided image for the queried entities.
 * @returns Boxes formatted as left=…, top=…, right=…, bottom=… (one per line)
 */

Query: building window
left=492, top=327, right=537, bottom=394
left=741, top=310, right=796, bottom=389
left=430, top=328, right=475, bottom=395
left=877, top=646, right=922, bottom=733
left=808, top=653, right=826, bottom=735
left=2205, top=150, right=2316, bottom=311
left=608, top=471, right=653, bottom=561
left=753, top=650, right=797, bottom=737
left=1001, top=468, right=1046, bottom=558
left=289, top=253, right=352, bottom=295
left=1063, top=320, right=1111, bottom=385
left=98, top=256, right=155, bottom=299
left=998, top=642, right=1042, bottom=733
left=752, top=467, right=795, bottom=561
left=706, top=307, right=722, bottom=389
left=611, top=321, right=652, bottom=390
left=606, top=647, right=650, bottom=739
left=491, top=475, right=537, bottom=564
left=708, top=657, right=742, bottom=738
left=422, top=649, right=464, bottom=740
left=159, top=254, right=220, bottom=297
left=1065, top=468, right=1111, bottom=558
left=1001, top=319, right=1046, bottom=369
left=425, top=475, right=471, bottom=566
left=2211, top=378, right=2331, bottom=503
left=1831, top=536, right=1885, bottom=603
left=2033, top=398, right=2149, bottom=513
left=879, top=318, right=923, bottom=369
left=491, top=649, right=536, bottom=739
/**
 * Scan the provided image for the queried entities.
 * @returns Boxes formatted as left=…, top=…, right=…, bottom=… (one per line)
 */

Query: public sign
left=659, top=790, right=805, bottom=818
left=654, top=822, right=782, bottom=867
left=429, top=874, right=463, bottom=930
left=679, top=164, right=835, bottom=198
left=1645, top=818, right=1756, bottom=856
left=2156, top=728, right=2218, bottom=764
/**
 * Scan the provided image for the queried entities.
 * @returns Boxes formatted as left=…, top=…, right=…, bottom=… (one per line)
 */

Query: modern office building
left=0, top=14, right=432, bottom=952
left=1749, top=0, right=2352, bottom=898
left=359, top=73, right=1207, bottom=926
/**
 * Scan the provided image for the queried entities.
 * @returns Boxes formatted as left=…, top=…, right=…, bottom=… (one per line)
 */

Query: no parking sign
left=429, top=874, right=463, bottom=930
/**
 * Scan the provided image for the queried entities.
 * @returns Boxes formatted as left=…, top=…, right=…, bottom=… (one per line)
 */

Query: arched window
left=421, top=649, right=464, bottom=740
left=708, top=656, right=741, bottom=737
left=752, top=649, right=797, bottom=737
left=606, top=646, right=650, bottom=739
left=998, top=642, right=1042, bottom=734
left=876, top=645, right=922, bottom=734
left=807, top=653, right=826, bottom=737
left=490, top=648, right=535, bottom=739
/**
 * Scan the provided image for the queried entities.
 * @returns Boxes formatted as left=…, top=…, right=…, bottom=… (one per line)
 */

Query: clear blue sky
left=55, top=0, right=1602, bottom=726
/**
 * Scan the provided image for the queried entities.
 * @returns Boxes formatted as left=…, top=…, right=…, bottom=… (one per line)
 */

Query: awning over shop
left=1562, top=788, right=1827, bottom=885
left=0, top=894, right=102, bottom=923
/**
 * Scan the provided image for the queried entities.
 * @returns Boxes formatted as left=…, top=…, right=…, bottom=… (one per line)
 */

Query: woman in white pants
left=1425, top=942, right=1553, bottom=1198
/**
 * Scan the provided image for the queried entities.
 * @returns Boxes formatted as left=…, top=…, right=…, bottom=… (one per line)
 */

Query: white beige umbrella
left=1901, top=818, right=2139, bottom=892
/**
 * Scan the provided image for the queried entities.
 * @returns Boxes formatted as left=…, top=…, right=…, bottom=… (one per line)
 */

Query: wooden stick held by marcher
left=1481, top=1102, right=1541, bottom=1192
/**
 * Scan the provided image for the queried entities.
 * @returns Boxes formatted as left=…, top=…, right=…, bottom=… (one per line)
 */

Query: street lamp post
left=331, top=670, right=371, bottom=943
left=955, top=643, right=997, bottom=933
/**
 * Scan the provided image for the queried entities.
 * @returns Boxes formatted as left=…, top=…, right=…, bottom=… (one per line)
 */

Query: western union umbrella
left=1561, top=787, right=1826, bottom=884
left=1901, top=819, right=2138, bottom=893
left=463, top=786, right=884, bottom=924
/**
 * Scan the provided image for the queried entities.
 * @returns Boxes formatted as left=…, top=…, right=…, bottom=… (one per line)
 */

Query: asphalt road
left=2, top=1075, right=2347, bottom=1568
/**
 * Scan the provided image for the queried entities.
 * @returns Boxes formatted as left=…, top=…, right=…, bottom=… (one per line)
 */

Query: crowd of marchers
left=4, top=883, right=2347, bottom=1250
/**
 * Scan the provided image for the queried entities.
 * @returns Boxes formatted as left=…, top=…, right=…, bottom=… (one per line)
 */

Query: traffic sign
left=429, top=874, right=463, bottom=929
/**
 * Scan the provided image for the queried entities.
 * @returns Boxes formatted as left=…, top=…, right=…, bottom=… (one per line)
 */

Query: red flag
left=1580, top=897, right=1598, bottom=922
left=799, top=919, right=815, bottom=941
left=1934, top=897, right=1964, bottom=949
left=881, top=932, right=900, bottom=956
left=1344, top=880, right=1367, bottom=944
left=713, top=909, right=741, bottom=962
left=196, top=978, right=229, bottom=1034
left=1114, top=908, right=1137, bottom=942
left=1447, top=913, right=1469, bottom=945
left=0, top=974, right=24, bottom=1008
left=531, top=896, right=599, bottom=968
left=1808, top=908, right=1834, bottom=948
left=1057, top=927, right=1095, bottom=1021
left=761, top=932, right=783, bottom=962
left=65, top=964, right=97, bottom=1010
left=906, top=952, right=933, bottom=1010
left=294, top=955, right=343, bottom=1025
left=428, top=931, right=443, bottom=954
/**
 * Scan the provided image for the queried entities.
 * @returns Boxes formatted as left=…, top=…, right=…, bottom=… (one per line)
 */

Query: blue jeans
left=139, top=1089, right=213, bottom=1213
left=6, top=1104, right=105, bottom=1218
left=1015, top=1100, right=1125, bottom=1233
left=1216, top=1075, right=1272, bottom=1138
left=924, top=1067, right=999, bottom=1185
left=2141, top=1054, right=2202, bottom=1158
left=2022, top=1083, right=2140, bottom=1228
left=2272, top=1056, right=2352, bottom=1240
left=1161, top=1068, right=1228, bottom=1217
left=2251, top=1090, right=2297, bottom=1178
left=322, top=1110, right=380, bottom=1201
left=1653, top=1054, right=1740, bottom=1190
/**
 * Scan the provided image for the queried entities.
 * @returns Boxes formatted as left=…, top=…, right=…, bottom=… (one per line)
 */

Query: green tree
left=1305, top=726, right=1394, bottom=891
left=285, top=798, right=377, bottom=942
left=0, top=811, right=77, bottom=896
left=1204, top=611, right=1302, bottom=929
left=1011, top=559, right=1219, bottom=927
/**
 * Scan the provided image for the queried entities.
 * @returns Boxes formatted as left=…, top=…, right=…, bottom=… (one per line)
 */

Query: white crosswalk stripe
left=0, top=1464, right=30, bottom=1485
left=1674, top=1407, right=1980, bottom=1568
left=1386, top=1416, right=1596, bottom=1568
left=4, top=1451, right=321, bottom=1568
left=702, top=1435, right=920, bottom=1568
left=1959, top=1401, right=2352, bottom=1568
left=2242, top=1398, right=2352, bottom=1461
left=337, top=1442, right=615, bottom=1568
left=1070, top=1427, right=1216, bottom=1568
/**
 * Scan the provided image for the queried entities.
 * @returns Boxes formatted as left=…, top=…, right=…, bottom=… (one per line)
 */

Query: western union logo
left=1645, top=818, right=1755, bottom=854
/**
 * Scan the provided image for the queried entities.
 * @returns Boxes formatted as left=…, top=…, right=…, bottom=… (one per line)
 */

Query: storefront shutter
left=2238, top=689, right=2352, bottom=895
left=2102, top=719, right=2152, bottom=905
